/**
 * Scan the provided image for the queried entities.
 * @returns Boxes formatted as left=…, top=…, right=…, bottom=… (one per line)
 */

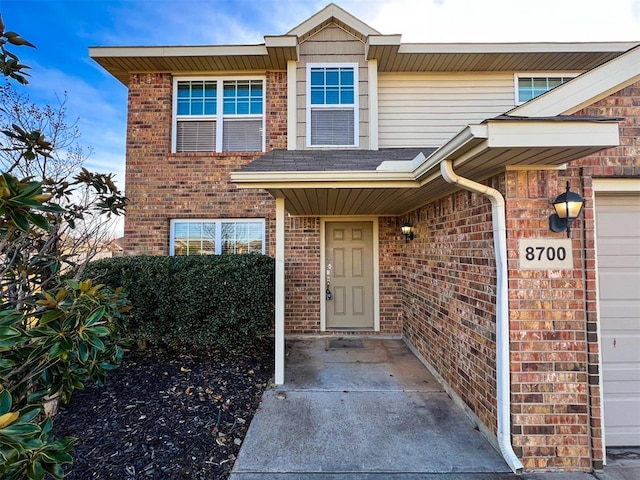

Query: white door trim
left=320, top=217, right=380, bottom=332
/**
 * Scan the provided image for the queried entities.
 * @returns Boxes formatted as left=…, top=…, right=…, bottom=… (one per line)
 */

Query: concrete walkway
left=230, top=338, right=640, bottom=480
left=230, top=338, right=515, bottom=479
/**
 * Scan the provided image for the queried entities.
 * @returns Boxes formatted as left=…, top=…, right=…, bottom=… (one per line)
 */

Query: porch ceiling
left=231, top=118, right=620, bottom=216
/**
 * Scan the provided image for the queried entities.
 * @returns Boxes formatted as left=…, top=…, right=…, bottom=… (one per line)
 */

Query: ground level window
left=170, top=219, right=265, bottom=256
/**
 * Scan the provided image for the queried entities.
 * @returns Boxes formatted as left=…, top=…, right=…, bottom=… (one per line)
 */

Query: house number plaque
left=518, top=238, right=573, bottom=270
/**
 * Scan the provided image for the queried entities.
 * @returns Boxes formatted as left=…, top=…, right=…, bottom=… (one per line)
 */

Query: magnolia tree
left=0, top=16, right=130, bottom=480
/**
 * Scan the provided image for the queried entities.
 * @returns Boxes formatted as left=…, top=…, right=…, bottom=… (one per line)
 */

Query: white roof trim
left=508, top=44, right=640, bottom=116
left=286, top=2, right=380, bottom=37
left=89, top=44, right=270, bottom=58
left=376, top=152, right=426, bottom=171
left=394, top=41, right=638, bottom=55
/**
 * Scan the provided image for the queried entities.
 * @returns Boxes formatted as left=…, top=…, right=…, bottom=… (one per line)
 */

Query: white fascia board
left=396, top=41, right=638, bottom=55
left=89, top=44, right=269, bottom=58
left=367, top=35, right=402, bottom=47
left=230, top=170, right=417, bottom=186
left=509, top=45, right=640, bottom=116
left=486, top=120, right=620, bottom=148
left=376, top=152, right=425, bottom=172
left=264, top=35, right=298, bottom=48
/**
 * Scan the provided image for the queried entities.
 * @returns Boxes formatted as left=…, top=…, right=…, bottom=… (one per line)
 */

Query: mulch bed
left=52, top=340, right=274, bottom=480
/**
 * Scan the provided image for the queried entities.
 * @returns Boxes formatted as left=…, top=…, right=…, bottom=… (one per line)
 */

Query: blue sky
left=0, top=0, right=639, bottom=233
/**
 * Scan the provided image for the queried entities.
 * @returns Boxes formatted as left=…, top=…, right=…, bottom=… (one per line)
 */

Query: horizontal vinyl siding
left=296, top=25, right=368, bottom=149
left=378, top=72, right=516, bottom=148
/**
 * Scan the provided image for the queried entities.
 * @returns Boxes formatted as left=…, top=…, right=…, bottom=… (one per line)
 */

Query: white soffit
left=509, top=45, right=640, bottom=117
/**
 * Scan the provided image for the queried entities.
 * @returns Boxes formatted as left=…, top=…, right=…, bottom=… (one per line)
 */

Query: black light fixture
left=549, top=181, right=585, bottom=238
left=401, top=223, right=414, bottom=242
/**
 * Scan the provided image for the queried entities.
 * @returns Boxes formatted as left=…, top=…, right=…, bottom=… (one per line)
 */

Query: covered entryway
left=595, top=188, right=640, bottom=447
left=324, top=221, right=375, bottom=330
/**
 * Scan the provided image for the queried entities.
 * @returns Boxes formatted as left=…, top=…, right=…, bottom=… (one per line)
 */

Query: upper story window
left=515, top=74, right=577, bottom=103
left=173, top=77, right=265, bottom=153
left=307, top=64, right=358, bottom=147
left=170, top=219, right=265, bottom=256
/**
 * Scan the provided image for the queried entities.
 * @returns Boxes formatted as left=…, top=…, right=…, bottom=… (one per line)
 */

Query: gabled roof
left=287, top=3, right=380, bottom=42
left=89, top=3, right=638, bottom=85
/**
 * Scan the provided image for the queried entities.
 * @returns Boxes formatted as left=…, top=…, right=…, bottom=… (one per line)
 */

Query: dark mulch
left=52, top=340, right=274, bottom=480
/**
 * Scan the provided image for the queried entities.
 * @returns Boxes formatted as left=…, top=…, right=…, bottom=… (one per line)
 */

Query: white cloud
left=343, top=0, right=640, bottom=42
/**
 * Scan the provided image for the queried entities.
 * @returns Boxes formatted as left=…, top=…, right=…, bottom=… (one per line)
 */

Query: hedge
left=80, top=254, right=275, bottom=351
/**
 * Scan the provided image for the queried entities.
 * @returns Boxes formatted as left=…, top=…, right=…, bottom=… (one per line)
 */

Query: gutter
left=440, top=159, right=524, bottom=475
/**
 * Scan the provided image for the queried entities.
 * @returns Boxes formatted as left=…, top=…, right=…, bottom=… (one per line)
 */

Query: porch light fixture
left=549, top=181, right=585, bottom=238
left=401, top=223, right=414, bottom=242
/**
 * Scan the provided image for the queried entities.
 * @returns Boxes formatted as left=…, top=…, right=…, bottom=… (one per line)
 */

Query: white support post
left=274, top=197, right=286, bottom=385
left=368, top=58, right=378, bottom=150
left=287, top=60, right=297, bottom=151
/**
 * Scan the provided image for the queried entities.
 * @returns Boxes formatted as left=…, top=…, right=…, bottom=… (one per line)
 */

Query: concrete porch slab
left=230, top=338, right=514, bottom=479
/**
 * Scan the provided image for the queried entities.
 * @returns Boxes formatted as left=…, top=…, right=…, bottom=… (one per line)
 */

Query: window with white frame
left=516, top=75, right=576, bottom=103
left=174, top=78, right=264, bottom=153
left=307, top=64, right=358, bottom=147
left=170, top=219, right=265, bottom=256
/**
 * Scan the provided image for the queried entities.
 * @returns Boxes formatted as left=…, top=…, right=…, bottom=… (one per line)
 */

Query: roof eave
left=231, top=119, right=619, bottom=216
left=89, top=37, right=299, bottom=85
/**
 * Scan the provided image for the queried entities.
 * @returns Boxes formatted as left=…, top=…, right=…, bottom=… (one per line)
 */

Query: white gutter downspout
left=441, top=160, right=524, bottom=475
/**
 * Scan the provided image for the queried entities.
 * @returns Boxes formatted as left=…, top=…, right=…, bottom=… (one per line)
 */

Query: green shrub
left=81, top=254, right=275, bottom=351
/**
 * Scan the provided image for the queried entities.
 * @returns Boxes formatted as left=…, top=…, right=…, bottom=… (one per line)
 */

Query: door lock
left=326, top=288, right=332, bottom=300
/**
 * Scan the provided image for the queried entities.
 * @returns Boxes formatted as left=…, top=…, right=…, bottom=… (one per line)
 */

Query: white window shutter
left=176, top=120, right=216, bottom=152
left=222, top=119, right=263, bottom=152
left=311, top=109, right=354, bottom=145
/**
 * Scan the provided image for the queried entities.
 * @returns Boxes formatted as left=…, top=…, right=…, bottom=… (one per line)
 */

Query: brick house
left=90, top=3, right=640, bottom=474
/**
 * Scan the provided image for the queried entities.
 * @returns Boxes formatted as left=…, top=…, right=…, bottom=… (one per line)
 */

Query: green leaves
left=0, top=15, right=131, bottom=480
left=0, top=14, right=36, bottom=85
left=81, top=254, right=275, bottom=352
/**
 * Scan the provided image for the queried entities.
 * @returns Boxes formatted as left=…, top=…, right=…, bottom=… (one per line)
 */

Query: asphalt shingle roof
left=238, top=148, right=438, bottom=173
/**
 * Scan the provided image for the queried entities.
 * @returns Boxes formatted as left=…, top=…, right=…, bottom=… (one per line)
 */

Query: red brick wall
left=506, top=168, right=591, bottom=471
left=285, top=217, right=321, bottom=334
left=401, top=83, right=639, bottom=473
left=379, top=217, right=404, bottom=334
left=123, top=72, right=287, bottom=255
left=402, top=188, right=499, bottom=430
left=506, top=82, right=639, bottom=471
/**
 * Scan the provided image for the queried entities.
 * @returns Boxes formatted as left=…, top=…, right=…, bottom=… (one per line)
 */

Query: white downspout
left=440, top=160, right=524, bottom=474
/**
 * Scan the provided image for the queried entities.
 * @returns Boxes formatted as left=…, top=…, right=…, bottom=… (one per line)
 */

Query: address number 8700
left=519, top=239, right=573, bottom=270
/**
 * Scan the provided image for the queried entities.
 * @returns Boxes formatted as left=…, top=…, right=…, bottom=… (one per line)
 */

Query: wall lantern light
left=401, top=223, right=414, bottom=242
left=549, top=181, right=585, bottom=238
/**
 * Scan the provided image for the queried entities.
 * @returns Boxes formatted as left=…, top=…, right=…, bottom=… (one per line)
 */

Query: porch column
left=274, top=197, right=285, bottom=385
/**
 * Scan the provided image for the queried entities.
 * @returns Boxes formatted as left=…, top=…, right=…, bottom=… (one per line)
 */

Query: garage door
left=596, top=193, right=640, bottom=447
